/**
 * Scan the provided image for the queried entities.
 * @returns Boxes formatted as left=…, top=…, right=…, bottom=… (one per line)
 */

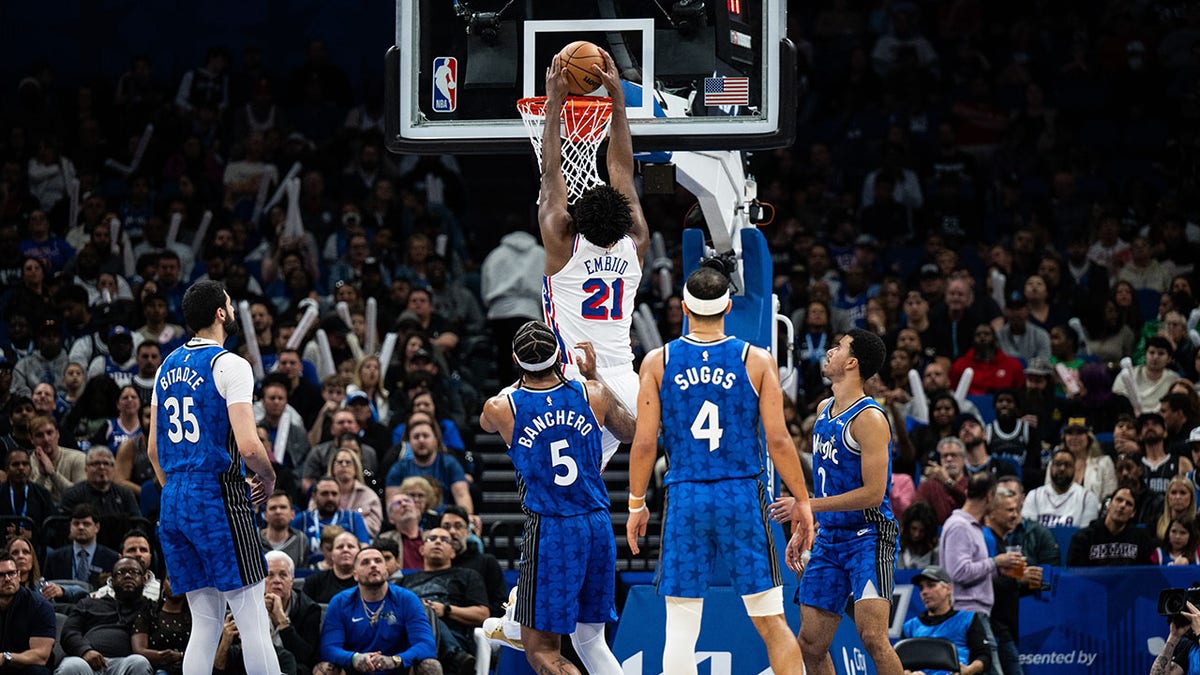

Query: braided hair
left=513, top=320, right=563, bottom=383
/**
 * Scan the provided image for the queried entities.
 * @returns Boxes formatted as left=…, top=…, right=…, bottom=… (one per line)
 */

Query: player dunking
left=540, top=48, right=647, bottom=468
left=148, top=280, right=281, bottom=675
left=480, top=321, right=635, bottom=675
left=790, top=328, right=903, bottom=675
left=627, top=266, right=814, bottom=675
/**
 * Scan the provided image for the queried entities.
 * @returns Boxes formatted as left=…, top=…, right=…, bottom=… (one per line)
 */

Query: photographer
left=1150, top=601, right=1200, bottom=675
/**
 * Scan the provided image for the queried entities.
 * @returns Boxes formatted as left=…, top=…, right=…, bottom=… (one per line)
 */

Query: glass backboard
left=386, top=0, right=794, bottom=154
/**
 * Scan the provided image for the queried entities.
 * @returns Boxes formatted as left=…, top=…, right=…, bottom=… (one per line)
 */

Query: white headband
left=683, top=286, right=731, bottom=316
left=515, top=346, right=561, bottom=372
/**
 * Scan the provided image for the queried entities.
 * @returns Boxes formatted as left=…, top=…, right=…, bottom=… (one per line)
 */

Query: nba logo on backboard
left=432, top=57, right=457, bottom=113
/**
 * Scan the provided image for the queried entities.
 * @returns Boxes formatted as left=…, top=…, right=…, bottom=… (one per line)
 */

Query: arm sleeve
left=281, top=600, right=322, bottom=667
left=396, top=591, right=437, bottom=664
left=941, top=521, right=996, bottom=585
left=60, top=604, right=93, bottom=656
left=319, top=595, right=355, bottom=668
left=966, top=614, right=993, bottom=671
left=31, top=597, right=57, bottom=639
left=213, top=354, right=254, bottom=405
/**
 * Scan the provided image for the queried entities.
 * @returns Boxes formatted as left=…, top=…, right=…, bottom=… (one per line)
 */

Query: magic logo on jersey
left=814, top=435, right=840, bottom=465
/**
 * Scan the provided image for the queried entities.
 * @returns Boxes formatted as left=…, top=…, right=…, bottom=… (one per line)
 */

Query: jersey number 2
left=581, top=278, right=624, bottom=320
left=549, top=439, right=578, bottom=486
left=690, top=400, right=723, bottom=452
left=163, top=396, right=200, bottom=444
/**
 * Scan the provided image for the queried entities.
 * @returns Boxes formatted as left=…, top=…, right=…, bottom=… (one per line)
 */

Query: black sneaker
left=445, top=647, right=476, bottom=675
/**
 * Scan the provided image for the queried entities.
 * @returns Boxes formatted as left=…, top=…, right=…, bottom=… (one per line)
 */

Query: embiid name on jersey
left=584, top=255, right=629, bottom=276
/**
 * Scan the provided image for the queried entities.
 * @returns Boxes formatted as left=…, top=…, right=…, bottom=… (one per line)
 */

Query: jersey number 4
left=690, top=400, right=723, bottom=452
left=163, top=396, right=200, bottom=444
left=581, top=278, right=624, bottom=320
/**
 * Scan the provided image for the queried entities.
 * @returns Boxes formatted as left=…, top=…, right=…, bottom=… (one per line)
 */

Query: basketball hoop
left=518, top=96, right=613, bottom=204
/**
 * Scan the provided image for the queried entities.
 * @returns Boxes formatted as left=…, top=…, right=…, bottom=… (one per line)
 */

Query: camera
left=1157, top=586, right=1200, bottom=616
left=467, top=11, right=501, bottom=44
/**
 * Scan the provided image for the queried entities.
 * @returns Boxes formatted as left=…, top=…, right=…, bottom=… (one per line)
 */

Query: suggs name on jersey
left=814, top=436, right=839, bottom=465
left=584, top=255, right=629, bottom=276
left=673, top=366, right=737, bottom=392
left=516, top=409, right=594, bottom=448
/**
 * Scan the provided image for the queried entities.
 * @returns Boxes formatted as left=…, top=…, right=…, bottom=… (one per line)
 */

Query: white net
left=518, top=96, right=613, bottom=204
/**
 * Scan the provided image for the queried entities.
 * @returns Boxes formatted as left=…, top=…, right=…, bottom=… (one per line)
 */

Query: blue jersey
left=902, top=610, right=975, bottom=675
left=508, top=380, right=608, bottom=516
left=103, top=356, right=137, bottom=388
left=106, top=417, right=141, bottom=454
left=660, top=336, right=762, bottom=485
left=811, top=395, right=894, bottom=532
left=154, top=341, right=238, bottom=475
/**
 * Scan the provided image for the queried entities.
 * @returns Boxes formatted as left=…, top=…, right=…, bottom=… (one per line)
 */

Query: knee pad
left=741, top=586, right=784, bottom=617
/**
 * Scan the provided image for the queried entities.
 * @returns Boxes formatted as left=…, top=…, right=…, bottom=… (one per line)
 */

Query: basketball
left=557, top=41, right=605, bottom=96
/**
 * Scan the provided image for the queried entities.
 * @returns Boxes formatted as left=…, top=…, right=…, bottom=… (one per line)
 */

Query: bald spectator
left=928, top=278, right=983, bottom=361
left=60, top=447, right=142, bottom=519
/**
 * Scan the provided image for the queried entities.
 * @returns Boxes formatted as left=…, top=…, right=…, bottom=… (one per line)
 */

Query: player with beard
left=315, top=547, right=437, bottom=674
left=1023, top=449, right=1100, bottom=528
left=956, top=414, right=1020, bottom=480
left=149, top=280, right=280, bottom=675
left=984, top=389, right=1042, bottom=490
left=1138, top=412, right=1194, bottom=499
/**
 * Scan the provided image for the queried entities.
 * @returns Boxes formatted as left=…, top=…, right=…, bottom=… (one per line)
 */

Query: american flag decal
left=703, top=77, right=749, bottom=106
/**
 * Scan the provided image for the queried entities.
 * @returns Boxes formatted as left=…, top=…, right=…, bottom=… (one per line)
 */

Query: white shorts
left=562, top=362, right=638, bottom=469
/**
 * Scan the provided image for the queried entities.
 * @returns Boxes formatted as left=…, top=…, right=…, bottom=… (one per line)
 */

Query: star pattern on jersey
left=519, top=512, right=616, bottom=633
left=658, top=482, right=778, bottom=597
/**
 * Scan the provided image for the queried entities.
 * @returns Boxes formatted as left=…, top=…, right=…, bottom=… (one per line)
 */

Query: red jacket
left=951, top=348, right=1026, bottom=395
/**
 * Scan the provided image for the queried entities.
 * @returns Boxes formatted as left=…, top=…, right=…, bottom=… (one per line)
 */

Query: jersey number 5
left=549, top=439, right=578, bottom=486
left=581, top=278, right=624, bottom=320
left=163, top=396, right=200, bottom=444
left=690, top=400, right=723, bottom=452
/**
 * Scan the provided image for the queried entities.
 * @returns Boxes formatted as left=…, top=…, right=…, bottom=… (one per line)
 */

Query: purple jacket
left=939, top=508, right=996, bottom=615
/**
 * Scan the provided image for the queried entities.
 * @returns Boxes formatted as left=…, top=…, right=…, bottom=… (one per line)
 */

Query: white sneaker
left=484, top=586, right=525, bottom=650
left=483, top=617, right=525, bottom=651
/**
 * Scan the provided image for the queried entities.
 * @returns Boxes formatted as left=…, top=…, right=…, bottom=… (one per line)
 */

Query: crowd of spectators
left=0, top=0, right=1197, bottom=672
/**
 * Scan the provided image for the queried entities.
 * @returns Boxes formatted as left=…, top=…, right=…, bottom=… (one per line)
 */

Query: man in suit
left=42, top=504, right=120, bottom=587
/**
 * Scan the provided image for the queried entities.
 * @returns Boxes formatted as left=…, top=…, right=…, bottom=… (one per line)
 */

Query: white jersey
left=543, top=234, right=641, bottom=369
left=1022, top=483, right=1100, bottom=529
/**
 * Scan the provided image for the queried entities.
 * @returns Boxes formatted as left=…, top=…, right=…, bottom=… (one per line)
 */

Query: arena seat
left=966, top=394, right=995, bottom=425
left=894, top=637, right=962, bottom=674
left=1049, top=526, right=1079, bottom=565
